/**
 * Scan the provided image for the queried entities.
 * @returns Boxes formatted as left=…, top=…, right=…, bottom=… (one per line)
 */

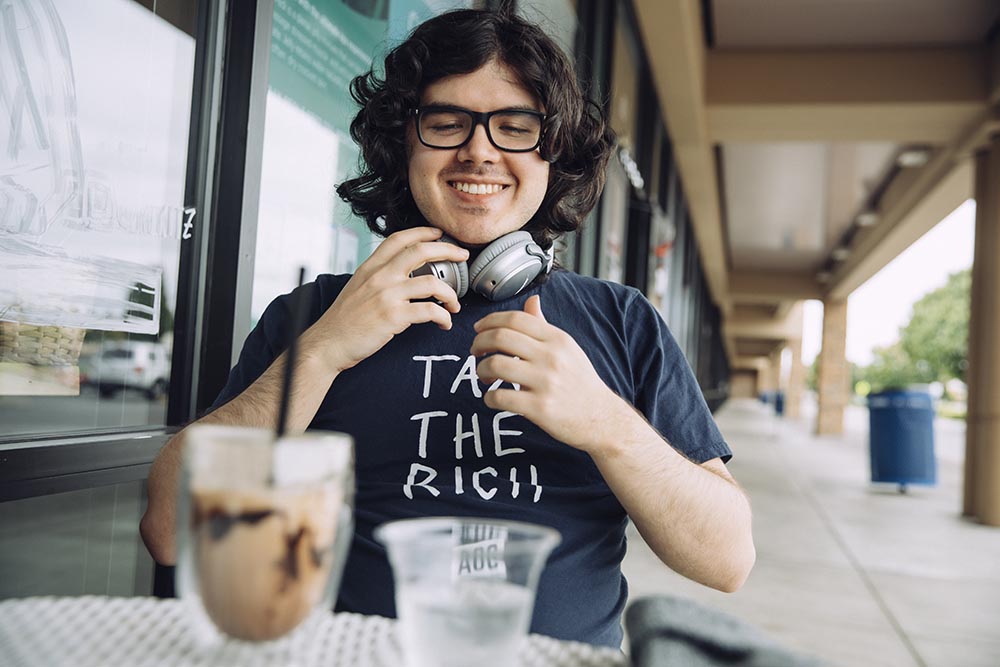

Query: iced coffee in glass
left=176, top=424, right=353, bottom=645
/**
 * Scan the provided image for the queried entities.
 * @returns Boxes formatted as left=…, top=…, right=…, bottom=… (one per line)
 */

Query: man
left=141, top=7, right=754, bottom=648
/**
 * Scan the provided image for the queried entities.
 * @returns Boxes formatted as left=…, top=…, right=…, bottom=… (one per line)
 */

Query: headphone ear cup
left=437, top=234, right=469, bottom=298
left=454, top=259, right=469, bottom=297
left=468, top=232, right=528, bottom=281
left=469, top=231, right=545, bottom=301
left=410, top=259, right=469, bottom=298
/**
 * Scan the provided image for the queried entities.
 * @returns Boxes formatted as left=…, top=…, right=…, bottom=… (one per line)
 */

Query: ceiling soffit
left=733, top=338, right=786, bottom=358
left=731, top=303, right=779, bottom=320
left=712, top=0, right=1000, bottom=49
left=706, top=1, right=995, bottom=335
left=722, top=142, right=904, bottom=273
left=706, top=48, right=988, bottom=144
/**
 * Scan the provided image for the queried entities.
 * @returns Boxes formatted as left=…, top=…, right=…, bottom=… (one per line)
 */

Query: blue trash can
left=867, top=389, right=936, bottom=490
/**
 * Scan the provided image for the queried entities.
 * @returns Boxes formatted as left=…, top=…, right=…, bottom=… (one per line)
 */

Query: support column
left=816, top=299, right=848, bottom=435
left=968, top=136, right=1000, bottom=526
left=786, top=337, right=805, bottom=419
left=770, top=348, right=783, bottom=397
left=964, top=149, right=987, bottom=517
left=756, top=358, right=775, bottom=398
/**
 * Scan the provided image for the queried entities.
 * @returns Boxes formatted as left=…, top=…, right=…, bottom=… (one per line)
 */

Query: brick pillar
left=786, top=337, right=805, bottom=419
left=968, top=136, right=1000, bottom=526
left=816, top=299, right=848, bottom=435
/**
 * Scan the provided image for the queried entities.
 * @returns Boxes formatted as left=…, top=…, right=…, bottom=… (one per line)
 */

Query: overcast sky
left=802, top=199, right=976, bottom=367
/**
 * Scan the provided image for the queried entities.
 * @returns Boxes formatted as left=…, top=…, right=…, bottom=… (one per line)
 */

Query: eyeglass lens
left=418, top=109, right=542, bottom=151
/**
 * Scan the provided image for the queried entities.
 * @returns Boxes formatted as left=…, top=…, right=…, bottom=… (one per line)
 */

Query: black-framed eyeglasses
left=413, top=105, right=546, bottom=153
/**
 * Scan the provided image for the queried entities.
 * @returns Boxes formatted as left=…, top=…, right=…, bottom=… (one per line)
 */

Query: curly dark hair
left=334, top=7, right=616, bottom=251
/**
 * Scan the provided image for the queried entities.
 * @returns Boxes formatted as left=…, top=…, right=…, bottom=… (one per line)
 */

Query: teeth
left=452, top=182, right=506, bottom=195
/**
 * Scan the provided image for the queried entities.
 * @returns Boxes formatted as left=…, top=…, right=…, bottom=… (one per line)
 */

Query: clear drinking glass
left=176, top=424, right=354, bottom=647
left=375, top=517, right=561, bottom=667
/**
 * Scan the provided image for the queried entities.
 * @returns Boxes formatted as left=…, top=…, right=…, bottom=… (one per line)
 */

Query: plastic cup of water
left=375, top=517, right=560, bottom=667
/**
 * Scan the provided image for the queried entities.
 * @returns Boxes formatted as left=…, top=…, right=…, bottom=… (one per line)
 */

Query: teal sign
left=269, top=0, right=470, bottom=135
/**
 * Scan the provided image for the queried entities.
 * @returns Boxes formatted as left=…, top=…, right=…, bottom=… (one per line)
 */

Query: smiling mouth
left=449, top=181, right=510, bottom=195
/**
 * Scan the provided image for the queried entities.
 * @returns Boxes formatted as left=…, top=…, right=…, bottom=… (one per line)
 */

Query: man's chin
left=438, top=227, right=502, bottom=249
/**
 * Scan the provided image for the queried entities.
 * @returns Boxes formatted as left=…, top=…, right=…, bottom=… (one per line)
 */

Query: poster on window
left=0, top=0, right=193, bottom=394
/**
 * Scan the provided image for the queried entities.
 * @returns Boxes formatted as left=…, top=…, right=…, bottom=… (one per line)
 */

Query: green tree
left=858, top=342, right=934, bottom=393
left=807, top=355, right=819, bottom=392
left=899, top=269, right=970, bottom=382
left=851, top=269, right=970, bottom=395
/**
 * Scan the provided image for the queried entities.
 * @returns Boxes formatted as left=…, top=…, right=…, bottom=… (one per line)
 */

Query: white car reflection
left=81, top=342, right=170, bottom=400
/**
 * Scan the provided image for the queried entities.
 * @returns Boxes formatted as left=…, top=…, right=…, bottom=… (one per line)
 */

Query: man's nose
left=456, top=123, right=501, bottom=163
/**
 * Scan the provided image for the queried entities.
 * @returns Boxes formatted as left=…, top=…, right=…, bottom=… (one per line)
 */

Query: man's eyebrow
left=421, top=101, right=543, bottom=112
left=498, top=103, right=542, bottom=112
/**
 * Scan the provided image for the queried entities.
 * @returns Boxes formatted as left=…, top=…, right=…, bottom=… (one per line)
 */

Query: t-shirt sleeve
left=625, top=291, right=732, bottom=464
left=208, top=275, right=350, bottom=413
left=208, top=293, right=294, bottom=412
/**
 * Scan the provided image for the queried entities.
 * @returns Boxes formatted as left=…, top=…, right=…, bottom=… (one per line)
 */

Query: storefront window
left=0, top=0, right=198, bottom=437
left=518, top=0, right=578, bottom=57
left=248, top=0, right=474, bottom=332
left=518, top=0, right=581, bottom=269
left=597, top=5, right=640, bottom=284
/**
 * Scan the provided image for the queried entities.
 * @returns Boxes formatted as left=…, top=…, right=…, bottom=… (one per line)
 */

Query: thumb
left=524, top=295, right=545, bottom=321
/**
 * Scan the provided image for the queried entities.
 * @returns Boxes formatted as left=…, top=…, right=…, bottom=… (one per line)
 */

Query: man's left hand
left=471, top=295, right=630, bottom=452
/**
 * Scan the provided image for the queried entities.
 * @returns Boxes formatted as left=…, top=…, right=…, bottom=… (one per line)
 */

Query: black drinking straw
left=276, top=267, right=309, bottom=438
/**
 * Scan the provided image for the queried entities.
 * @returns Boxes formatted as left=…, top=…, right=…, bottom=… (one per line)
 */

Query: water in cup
left=398, top=579, right=534, bottom=667
left=376, top=517, right=560, bottom=667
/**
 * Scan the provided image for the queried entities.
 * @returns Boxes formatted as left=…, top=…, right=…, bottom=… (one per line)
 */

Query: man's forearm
left=588, top=398, right=755, bottom=592
left=140, top=349, right=339, bottom=565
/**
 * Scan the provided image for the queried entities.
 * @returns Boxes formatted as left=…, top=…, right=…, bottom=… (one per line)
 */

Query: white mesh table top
left=0, top=596, right=629, bottom=667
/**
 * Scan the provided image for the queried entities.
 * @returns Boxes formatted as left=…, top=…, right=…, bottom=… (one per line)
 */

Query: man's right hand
left=142, top=227, right=467, bottom=564
left=301, top=226, right=469, bottom=374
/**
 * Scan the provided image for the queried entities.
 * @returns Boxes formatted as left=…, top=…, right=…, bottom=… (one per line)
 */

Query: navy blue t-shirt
left=211, top=268, right=731, bottom=648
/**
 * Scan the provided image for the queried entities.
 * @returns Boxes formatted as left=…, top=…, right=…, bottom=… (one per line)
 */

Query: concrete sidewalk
left=621, top=397, right=1000, bottom=667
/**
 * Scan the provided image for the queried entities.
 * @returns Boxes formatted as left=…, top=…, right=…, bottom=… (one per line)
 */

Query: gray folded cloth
left=625, top=595, right=825, bottom=667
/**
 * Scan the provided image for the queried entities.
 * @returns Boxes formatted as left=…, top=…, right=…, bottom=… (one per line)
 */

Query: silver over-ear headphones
left=410, top=231, right=553, bottom=301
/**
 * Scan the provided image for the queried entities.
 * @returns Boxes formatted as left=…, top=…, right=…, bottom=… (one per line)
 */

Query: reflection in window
left=0, top=0, right=197, bottom=437
left=248, top=0, right=472, bottom=331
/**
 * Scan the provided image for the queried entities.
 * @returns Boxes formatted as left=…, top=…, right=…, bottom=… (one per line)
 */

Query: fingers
left=358, top=227, right=440, bottom=273
left=476, top=354, right=542, bottom=389
left=470, top=327, right=542, bottom=360
left=374, top=226, right=470, bottom=273
left=523, top=295, right=545, bottom=321
left=387, top=237, right=470, bottom=276
left=374, top=226, right=446, bottom=256
left=360, top=227, right=468, bottom=277
left=482, top=387, right=533, bottom=415
left=349, top=226, right=468, bottom=317
left=405, top=301, right=454, bottom=331
left=474, top=309, right=552, bottom=341
left=402, top=275, right=462, bottom=314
